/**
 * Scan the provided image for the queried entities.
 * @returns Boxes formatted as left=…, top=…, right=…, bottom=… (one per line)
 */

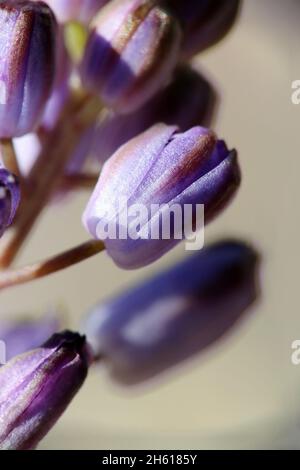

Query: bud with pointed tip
left=83, top=124, right=241, bottom=269
left=80, top=0, right=182, bottom=114
left=0, top=1, right=57, bottom=138
left=0, top=331, right=90, bottom=450
left=83, top=240, right=260, bottom=385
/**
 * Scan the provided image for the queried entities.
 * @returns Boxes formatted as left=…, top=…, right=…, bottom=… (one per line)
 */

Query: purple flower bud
left=94, top=65, right=217, bottom=163
left=83, top=240, right=260, bottom=385
left=0, top=162, right=20, bottom=238
left=0, top=331, right=90, bottom=450
left=162, top=0, right=241, bottom=58
left=80, top=0, right=182, bottom=114
left=38, top=0, right=110, bottom=23
left=0, top=312, right=60, bottom=362
left=83, top=124, right=241, bottom=269
left=0, top=1, right=57, bottom=138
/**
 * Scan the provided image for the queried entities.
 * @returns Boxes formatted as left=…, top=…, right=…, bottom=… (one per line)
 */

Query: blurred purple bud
left=162, top=0, right=241, bottom=58
left=0, top=312, right=60, bottom=361
left=14, top=125, right=96, bottom=181
left=0, top=161, right=20, bottom=238
left=83, top=239, right=260, bottom=385
left=94, top=65, right=218, bottom=163
left=80, top=0, right=182, bottom=114
left=0, top=331, right=90, bottom=450
left=37, top=0, right=110, bottom=23
left=83, top=124, right=241, bottom=269
left=0, top=1, right=57, bottom=138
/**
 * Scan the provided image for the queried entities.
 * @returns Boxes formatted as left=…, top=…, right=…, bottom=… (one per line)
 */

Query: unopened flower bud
left=0, top=163, right=20, bottom=238
left=83, top=124, right=240, bottom=269
left=0, top=1, right=57, bottom=138
left=80, top=0, right=182, bottom=114
left=162, top=0, right=241, bottom=58
left=0, top=331, right=90, bottom=450
left=83, top=240, right=260, bottom=384
left=94, top=65, right=217, bottom=163
left=0, top=312, right=60, bottom=361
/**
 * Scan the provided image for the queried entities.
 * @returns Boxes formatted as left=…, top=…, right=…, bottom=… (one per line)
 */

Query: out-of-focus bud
left=162, top=0, right=241, bottom=58
left=83, top=240, right=260, bottom=385
left=14, top=126, right=96, bottom=180
left=0, top=163, right=20, bottom=238
left=94, top=65, right=218, bottom=163
left=80, top=0, right=182, bottom=114
left=83, top=124, right=240, bottom=269
left=38, top=0, right=110, bottom=24
left=0, top=312, right=60, bottom=362
left=0, top=331, right=90, bottom=450
left=0, top=1, right=57, bottom=138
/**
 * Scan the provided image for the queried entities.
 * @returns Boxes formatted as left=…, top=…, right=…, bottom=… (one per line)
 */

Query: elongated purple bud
left=0, top=312, right=60, bottom=362
left=0, top=161, right=20, bottom=238
left=36, top=0, right=110, bottom=23
left=83, top=240, right=260, bottom=385
left=94, top=65, right=217, bottom=163
left=0, top=331, right=90, bottom=450
left=83, top=124, right=241, bottom=269
left=80, top=0, right=182, bottom=114
left=0, top=1, right=57, bottom=138
left=162, top=0, right=241, bottom=58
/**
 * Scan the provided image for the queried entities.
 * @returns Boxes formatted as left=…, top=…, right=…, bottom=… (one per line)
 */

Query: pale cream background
left=1, top=0, right=299, bottom=449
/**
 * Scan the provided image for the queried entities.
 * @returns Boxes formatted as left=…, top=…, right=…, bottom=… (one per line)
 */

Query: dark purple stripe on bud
left=80, top=0, right=182, bottom=113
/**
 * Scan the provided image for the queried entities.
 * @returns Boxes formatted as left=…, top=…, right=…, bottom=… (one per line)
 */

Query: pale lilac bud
left=83, top=240, right=260, bottom=384
left=94, top=66, right=217, bottom=163
left=14, top=126, right=96, bottom=180
left=80, top=0, right=182, bottom=113
left=83, top=124, right=241, bottom=269
left=0, top=1, right=57, bottom=138
left=0, top=331, right=90, bottom=450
